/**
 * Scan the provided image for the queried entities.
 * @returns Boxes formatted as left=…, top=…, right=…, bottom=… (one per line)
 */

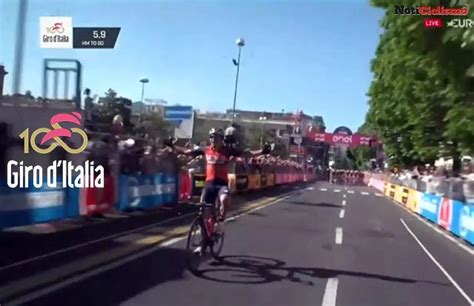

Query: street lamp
left=140, top=78, right=149, bottom=103
left=259, top=115, right=267, bottom=145
left=231, top=38, right=245, bottom=122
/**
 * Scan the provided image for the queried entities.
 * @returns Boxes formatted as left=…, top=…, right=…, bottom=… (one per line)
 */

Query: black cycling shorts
left=201, top=179, right=230, bottom=205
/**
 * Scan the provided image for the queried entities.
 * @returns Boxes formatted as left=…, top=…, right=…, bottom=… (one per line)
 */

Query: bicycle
left=185, top=198, right=225, bottom=272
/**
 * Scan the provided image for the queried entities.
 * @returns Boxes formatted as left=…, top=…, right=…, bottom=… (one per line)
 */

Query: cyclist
left=166, top=128, right=271, bottom=252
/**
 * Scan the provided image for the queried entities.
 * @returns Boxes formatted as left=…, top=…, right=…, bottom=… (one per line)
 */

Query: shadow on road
left=25, top=247, right=190, bottom=306
left=195, top=255, right=450, bottom=287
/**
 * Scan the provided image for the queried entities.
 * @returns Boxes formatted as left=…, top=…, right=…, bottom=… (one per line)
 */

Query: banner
left=458, top=204, right=474, bottom=244
left=235, top=174, right=248, bottom=192
left=309, top=132, right=378, bottom=147
left=419, top=193, right=440, bottom=223
left=0, top=177, right=78, bottom=228
left=407, top=189, right=420, bottom=214
left=227, top=174, right=237, bottom=193
left=401, top=188, right=410, bottom=206
left=389, top=184, right=396, bottom=199
left=267, top=173, right=275, bottom=186
left=438, top=197, right=453, bottom=231
left=394, top=185, right=404, bottom=204
left=247, top=174, right=261, bottom=190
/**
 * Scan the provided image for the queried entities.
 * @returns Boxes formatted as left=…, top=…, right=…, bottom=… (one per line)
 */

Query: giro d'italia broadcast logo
left=7, top=112, right=104, bottom=189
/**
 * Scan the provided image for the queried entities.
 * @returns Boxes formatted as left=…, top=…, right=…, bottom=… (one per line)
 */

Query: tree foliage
left=366, top=0, right=474, bottom=169
left=242, top=124, right=288, bottom=157
left=136, top=112, right=174, bottom=142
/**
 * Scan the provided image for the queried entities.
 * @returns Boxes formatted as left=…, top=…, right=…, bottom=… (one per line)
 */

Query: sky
left=0, top=0, right=385, bottom=132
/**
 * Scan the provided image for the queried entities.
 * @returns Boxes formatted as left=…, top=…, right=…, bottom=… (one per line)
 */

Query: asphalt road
left=1, top=182, right=473, bottom=306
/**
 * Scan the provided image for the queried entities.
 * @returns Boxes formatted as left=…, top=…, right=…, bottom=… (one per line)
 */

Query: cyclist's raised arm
left=238, top=143, right=272, bottom=159
left=174, top=146, right=205, bottom=157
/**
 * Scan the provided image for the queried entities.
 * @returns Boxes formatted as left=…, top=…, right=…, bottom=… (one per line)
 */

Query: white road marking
left=3, top=190, right=301, bottom=305
left=400, top=218, right=474, bottom=305
left=348, top=190, right=354, bottom=194
left=375, top=193, right=384, bottom=197
left=361, top=191, right=369, bottom=195
left=322, top=277, right=339, bottom=306
left=339, top=209, right=345, bottom=219
left=343, top=194, right=346, bottom=198
left=342, top=200, right=346, bottom=206
left=320, top=188, right=327, bottom=191
left=388, top=198, right=474, bottom=256
left=306, top=187, right=314, bottom=190
left=334, top=189, right=341, bottom=193
left=335, top=227, right=343, bottom=244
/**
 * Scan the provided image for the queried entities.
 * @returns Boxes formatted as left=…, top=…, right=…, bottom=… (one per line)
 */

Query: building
left=130, top=100, right=167, bottom=124
left=194, top=108, right=326, bottom=164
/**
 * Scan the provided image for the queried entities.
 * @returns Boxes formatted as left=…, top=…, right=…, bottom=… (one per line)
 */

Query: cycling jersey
left=190, top=145, right=243, bottom=183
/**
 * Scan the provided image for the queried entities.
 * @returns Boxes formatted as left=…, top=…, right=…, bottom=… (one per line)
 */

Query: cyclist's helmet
left=209, top=128, right=224, bottom=138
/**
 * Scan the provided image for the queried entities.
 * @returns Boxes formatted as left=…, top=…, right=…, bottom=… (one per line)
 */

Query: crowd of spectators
left=84, top=135, right=309, bottom=180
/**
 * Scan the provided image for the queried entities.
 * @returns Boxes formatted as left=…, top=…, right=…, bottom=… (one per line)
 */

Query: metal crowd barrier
left=0, top=148, right=316, bottom=229
left=364, top=172, right=474, bottom=245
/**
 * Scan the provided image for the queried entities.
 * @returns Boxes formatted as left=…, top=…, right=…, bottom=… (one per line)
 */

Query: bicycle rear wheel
left=186, top=217, right=205, bottom=272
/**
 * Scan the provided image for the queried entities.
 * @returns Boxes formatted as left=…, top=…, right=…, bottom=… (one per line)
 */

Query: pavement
left=0, top=181, right=473, bottom=306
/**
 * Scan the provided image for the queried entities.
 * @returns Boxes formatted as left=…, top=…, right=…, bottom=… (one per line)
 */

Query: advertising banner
left=458, top=204, right=474, bottom=244
left=401, top=188, right=410, bottom=206
left=449, top=200, right=464, bottom=238
left=235, top=174, right=248, bottom=192
left=407, top=189, right=421, bottom=214
left=438, top=197, right=453, bottom=231
left=118, top=173, right=176, bottom=210
left=227, top=174, right=237, bottom=193
left=260, top=174, right=267, bottom=188
left=309, top=132, right=378, bottom=147
left=389, top=184, right=396, bottom=199
left=0, top=177, right=77, bottom=228
left=419, top=193, right=440, bottom=223
left=247, top=174, right=261, bottom=190
left=267, top=173, right=275, bottom=186
left=384, top=183, right=390, bottom=197
left=394, top=185, right=404, bottom=204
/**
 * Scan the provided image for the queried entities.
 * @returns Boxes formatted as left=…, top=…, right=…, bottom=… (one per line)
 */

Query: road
left=1, top=182, right=473, bottom=306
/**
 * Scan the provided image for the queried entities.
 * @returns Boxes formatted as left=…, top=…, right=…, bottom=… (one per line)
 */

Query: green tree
left=242, top=124, right=288, bottom=157
left=366, top=0, right=474, bottom=171
left=91, top=88, right=134, bottom=133
left=138, top=112, right=174, bottom=142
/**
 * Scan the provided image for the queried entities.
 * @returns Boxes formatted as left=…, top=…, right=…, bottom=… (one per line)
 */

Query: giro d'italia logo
left=20, top=112, right=88, bottom=155
left=40, top=17, right=73, bottom=48
left=7, top=112, right=104, bottom=189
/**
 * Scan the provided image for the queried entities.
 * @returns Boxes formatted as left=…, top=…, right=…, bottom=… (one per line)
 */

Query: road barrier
left=117, top=173, right=177, bottom=211
left=0, top=177, right=80, bottom=228
left=80, top=175, right=115, bottom=217
left=0, top=167, right=315, bottom=229
left=365, top=172, right=474, bottom=245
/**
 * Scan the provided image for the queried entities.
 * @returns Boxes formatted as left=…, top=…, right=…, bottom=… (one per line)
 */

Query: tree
left=91, top=88, right=134, bottom=133
left=242, top=124, right=288, bottom=157
left=365, top=0, right=474, bottom=171
left=138, top=112, right=174, bottom=142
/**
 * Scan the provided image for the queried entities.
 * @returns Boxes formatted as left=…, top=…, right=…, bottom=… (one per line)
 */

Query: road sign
left=163, top=105, right=194, bottom=139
